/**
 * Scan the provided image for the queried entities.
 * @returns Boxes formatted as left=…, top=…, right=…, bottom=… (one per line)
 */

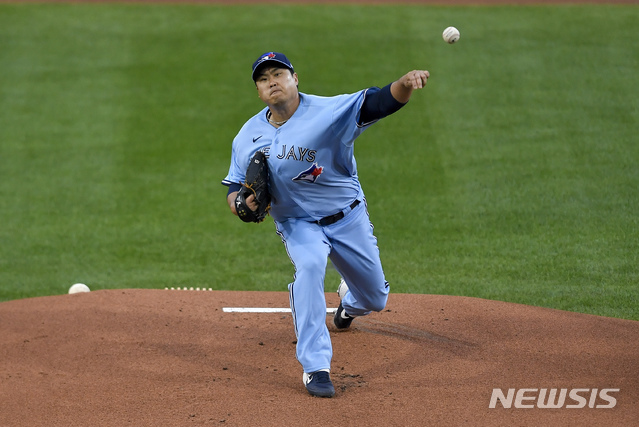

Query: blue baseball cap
left=251, top=52, right=294, bottom=81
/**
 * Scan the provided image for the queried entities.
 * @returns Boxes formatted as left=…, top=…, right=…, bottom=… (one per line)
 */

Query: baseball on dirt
left=69, top=283, right=90, bottom=294
left=443, top=26, right=461, bottom=44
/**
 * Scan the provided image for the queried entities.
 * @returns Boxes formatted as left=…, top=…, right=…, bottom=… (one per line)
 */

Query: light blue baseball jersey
left=222, top=90, right=376, bottom=222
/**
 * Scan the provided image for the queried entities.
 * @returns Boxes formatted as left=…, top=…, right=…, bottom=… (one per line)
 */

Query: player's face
left=255, top=67, right=298, bottom=106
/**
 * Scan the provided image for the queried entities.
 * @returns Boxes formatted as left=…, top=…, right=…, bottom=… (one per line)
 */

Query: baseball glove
left=235, top=150, right=271, bottom=223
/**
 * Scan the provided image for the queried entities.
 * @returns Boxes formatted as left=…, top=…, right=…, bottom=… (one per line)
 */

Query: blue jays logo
left=258, top=52, right=276, bottom=64
left=292, top=163, right=324, bottom=183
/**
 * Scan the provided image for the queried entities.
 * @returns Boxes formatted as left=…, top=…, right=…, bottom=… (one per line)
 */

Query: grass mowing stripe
left=0, top=4, right=637, bottom=320
left=1, top=6, right=135, bottom=298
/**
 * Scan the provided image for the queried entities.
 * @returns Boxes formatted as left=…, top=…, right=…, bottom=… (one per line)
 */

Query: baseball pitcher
left=222, top=52, right=429, bottom=397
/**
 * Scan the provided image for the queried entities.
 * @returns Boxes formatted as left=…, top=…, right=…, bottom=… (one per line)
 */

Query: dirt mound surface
left=1, top=289, right=637, bottom=426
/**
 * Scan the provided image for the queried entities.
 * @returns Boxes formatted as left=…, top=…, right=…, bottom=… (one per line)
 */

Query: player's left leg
left=327, top=200, right=389, bottom=317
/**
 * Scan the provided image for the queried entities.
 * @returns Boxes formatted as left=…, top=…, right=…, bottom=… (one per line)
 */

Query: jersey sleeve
left=358, top=84, right=406, bottom=126
left=222, top=109, right=271, bottom=188
left=330, top=90, right=369, bottom=146
left=221, top=137, right=245, bottom=187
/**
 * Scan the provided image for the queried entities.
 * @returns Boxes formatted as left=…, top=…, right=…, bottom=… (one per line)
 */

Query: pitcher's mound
left=1, top=289, right=637, bottom=426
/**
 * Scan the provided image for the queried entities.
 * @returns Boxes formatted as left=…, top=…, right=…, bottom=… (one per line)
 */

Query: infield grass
left=0, top=4, right=637, bottom=320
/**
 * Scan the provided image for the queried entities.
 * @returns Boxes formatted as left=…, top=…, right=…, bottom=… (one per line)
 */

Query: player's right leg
left=275, top=219, right=335, bottom=397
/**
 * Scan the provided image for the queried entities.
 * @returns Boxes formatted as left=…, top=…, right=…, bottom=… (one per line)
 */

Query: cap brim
left=252, top=60, right=294, bottom=81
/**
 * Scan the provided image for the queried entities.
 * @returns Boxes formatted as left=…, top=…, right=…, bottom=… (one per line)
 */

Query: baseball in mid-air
left=69, top=283, right=90, bottom=294
left=443, top=26, right=461, bottom=44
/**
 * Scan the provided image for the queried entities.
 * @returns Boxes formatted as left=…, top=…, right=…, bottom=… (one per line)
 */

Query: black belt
left=316, top=200, right=360, bottom=226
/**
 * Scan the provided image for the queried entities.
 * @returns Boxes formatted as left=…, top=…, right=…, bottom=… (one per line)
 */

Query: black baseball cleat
left=334, top=302, right=355, bottom=329
left=303, top=370, right=335, bottom=398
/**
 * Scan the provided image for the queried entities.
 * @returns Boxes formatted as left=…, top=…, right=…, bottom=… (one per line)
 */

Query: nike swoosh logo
left=253, top=135, right=263, bottom=143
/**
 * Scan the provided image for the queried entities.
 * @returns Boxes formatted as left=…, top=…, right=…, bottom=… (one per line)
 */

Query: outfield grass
left=0, top=4, right=637, bottom=320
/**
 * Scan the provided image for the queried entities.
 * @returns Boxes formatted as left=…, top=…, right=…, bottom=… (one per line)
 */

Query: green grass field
left=1, top=4, right=637, bottom=320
